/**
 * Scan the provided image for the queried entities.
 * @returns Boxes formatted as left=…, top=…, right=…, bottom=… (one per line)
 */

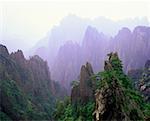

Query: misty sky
left=0, top=0, right=150, bottom=52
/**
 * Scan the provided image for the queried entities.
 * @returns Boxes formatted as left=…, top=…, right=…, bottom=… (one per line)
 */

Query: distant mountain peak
left=133, top=26, right=150, bottom=37
left=117, top=27, right=131, bottom=37
left=0, top=44, right=9, bottom=56
left=85, top=26, right=99, bottom=36
left=11, top=49, right=25, bottom=61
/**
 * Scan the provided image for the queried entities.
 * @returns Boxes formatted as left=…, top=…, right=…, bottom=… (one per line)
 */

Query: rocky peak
left=85, top=26, right=99, bottom=36
left=71, top=62, right=94, bottom=104
left=0, top=44, right=9, bottom=56
left=11, top=50, right=25, bottom=61
left=79, top=62, right=94, bottom=103
left=0, top=45, right=67, bottom=120
left=118, top=27, right=131, bottom=36
left=133, top=26, right=150, bottom=34
left=10, top=50, right=26, bottom=68
left=79, top=62, right=94, bottom=84
left=86, top=62, right=94, bottom=75
left=83, top=26, right=101, bottom=46
left=94, top=52, right=145, bottom=121
left=133, top=26, right=150, bottom=42
left=114, top=27, right=132, bottom=43
left=29, top=55, right=45, bottom=63
left=29, top=55, right=51, bottom=82
left=82, top=26, right=108, bottom=72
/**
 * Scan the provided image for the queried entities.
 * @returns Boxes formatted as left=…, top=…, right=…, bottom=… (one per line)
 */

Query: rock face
left=0, top=44, right=9, bottom=56
left=0, top=44, right=66, bottom=120
left=69, top=52, right=148, bottom=121
left=52, top=26, right=108, bottom=90
left=128, top=69, right=143, bottom=88
left=71, top=83, right=80, bottom=105
left=138, top=60, right=150, bottom=102
left=79, top=62, right=94, bottom=103
left=71, top=62, right=94, bottom=104
left=111, top=26, right=150, bottom=71
left=51, top=41, right=82, bottom=89
left=93, top=52, right=145, bottom=121
left=82, top=26, right=108, bottom=72
left=128, top=60, right=150, bottom=102
left=51, top=26, right=150, bottom=91
left=94, top=80, right=126, bottom=121
left=30, top=15, right=149, bottom=64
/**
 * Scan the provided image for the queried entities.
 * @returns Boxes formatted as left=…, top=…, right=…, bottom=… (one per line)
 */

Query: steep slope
left=0, top=44, right=66, bottom=120
left=0, top=79, right=47, bottom=120
left=82, top=26, right=109, bottom=72
left=54, top=52, right=150, bottom=121
left=129, top=60, right=150, bottom=102
left=51, top=41, right=82, bottom=89
left=71, top=62, right=94, bottom=104
left=30, top=15, right=89, bottom=65
left=111, top=26, right=150, bottom=71
left=52, top=26, right=108, bottom=90
left=138, top=60, right=150, bottom=102
left=30, top=16, right=149, bottom=60
left=51, top=26, right=150, bottom=91
left=93, top=52, right=145, bottom=121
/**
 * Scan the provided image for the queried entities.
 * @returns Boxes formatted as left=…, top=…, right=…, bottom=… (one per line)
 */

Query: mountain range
left=51, top=25, right=150, bottom=90
left=29, top=15, right=149, bottom=62
left=28, top=16, right=150, bottom=90
left=0, top=44, right=66, bottom=120
left=54, top=52, right=150, bottom=121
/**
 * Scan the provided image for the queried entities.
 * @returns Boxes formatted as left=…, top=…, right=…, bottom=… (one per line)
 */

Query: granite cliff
left=0, top=44, right=66, bottom=120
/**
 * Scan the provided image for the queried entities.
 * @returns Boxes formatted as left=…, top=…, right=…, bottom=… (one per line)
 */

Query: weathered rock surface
left=0, top=44, right=66, bottom=120
left=128, top=60, right=150, bottom=102
left=0, top=44, right=9, bottom=56
left=138, top=60, right=150, bottom=102
left=52, top=26, right=150, bottom=91
left=79, top=62, right=94, bottom=103
left=71, top=62, right=94, bottom=104
left=93, top=52, right=145, bottom=121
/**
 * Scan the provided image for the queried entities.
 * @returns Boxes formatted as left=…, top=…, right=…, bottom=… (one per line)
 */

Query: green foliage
left=80, top=101, right=95, bottom=121
left=92, top=53, right=149, bottom=120
left=143, top=103, right=150, bottom=118
left=0, top=111, right=12, bottom=121
left=93, top=55, right=132, bottom=90
left=53, top=53, right=150, bottom=120
left=53, top=97, right=95, bottom=121
left=1, top=79, right=29, bottom=119
left=110, top=55, right=123, bottom=72
left=53, top=97, right=74, bottom=121
left=0, top=79, right=51, bottom=120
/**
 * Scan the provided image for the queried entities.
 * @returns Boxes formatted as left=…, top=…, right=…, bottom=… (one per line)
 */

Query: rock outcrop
left=128, top=60, right=150, bottom=102
left=138, top=60, right=150, bottom=102
left=0, top=44, right=66, bottom=120
left=93, top=52, right=145, bottom=121
left=56, top=52, right=149, bottom=121
left=0, top=44, right=9, bottom=56
left=128, top=69, right=143, bottom=88
left=51, top=26, right=150, bottom=91
left=94, top=79, right=126, bottom=121
left=51, top=41, right=82, bottom=89
left=71, top=62, right=94, bottom=104
left=79, top=62, right=94, bottom=103
left=111, top=26, right=150, bottom=72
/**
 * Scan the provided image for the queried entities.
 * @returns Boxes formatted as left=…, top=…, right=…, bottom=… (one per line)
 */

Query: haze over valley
left=0, top=0, right=150, bottom=120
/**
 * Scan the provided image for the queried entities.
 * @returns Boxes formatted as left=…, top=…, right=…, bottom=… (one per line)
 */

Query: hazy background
left=0, top=0, right=150, bottom=53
